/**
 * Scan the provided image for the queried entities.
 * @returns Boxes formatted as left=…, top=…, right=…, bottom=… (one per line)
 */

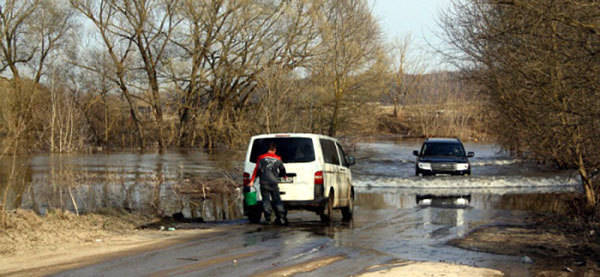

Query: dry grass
left=377, top=103, right=492, bottom=142
left=0, top=208, right=156, bottom=256
left=173, top=177, right=239, bottom=200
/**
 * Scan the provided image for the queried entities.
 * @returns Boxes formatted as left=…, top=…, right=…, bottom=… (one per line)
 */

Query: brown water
left=0, top=141, right=581, bottom=223
left=0, top=150, right=244, bottom=221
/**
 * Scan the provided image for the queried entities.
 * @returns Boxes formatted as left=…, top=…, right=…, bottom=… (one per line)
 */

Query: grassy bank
left=376, top=102, right=492, bottom=142
left=0, top=208, right=155, bottom=256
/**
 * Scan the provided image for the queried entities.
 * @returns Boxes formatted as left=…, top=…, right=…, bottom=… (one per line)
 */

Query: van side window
left=320, top=139, right=340, bottom=165
left=336, top=142, right=349, bottom=167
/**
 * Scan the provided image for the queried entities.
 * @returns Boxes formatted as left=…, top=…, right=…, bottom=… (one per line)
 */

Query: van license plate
left=280, top=177, right=294, bottom=183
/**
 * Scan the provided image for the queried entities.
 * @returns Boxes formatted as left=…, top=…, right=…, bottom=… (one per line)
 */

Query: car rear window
left=422, top=143, right=465, bottom=157
left=250, top=138, right=315, bottom=163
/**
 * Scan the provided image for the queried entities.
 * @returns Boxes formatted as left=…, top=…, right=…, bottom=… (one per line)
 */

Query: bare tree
left=0, top=0, right=39, bottom=81
left=441, top=0, right=600, bottom=210
left=72, top=0, right=181, bottom=150
left=254, top=66, right=299, bottom=134
left=387, top=35, right=427, bottom=118
left=312, top=0, right=384, bottom=136
left=0, top=0, right=74, bottom=152
left=168, top=0, right=321, bottom=148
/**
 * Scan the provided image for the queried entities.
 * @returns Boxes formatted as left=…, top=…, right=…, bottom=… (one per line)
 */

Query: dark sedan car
left=413, top=138, right=474, bottom=176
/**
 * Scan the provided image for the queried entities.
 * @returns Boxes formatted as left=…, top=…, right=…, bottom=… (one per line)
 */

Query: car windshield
left=422, top=142, right=465, bottom=157
left=250, top=138, right=315, bottom=163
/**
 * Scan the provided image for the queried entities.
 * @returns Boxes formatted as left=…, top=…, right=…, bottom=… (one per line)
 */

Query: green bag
left=244, top=190, right=257, bottom=206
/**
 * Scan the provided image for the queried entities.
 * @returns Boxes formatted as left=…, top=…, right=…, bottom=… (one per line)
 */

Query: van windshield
left=422, top=143, right=465, bottom=157
left=250, top=138, right=315, bottom=163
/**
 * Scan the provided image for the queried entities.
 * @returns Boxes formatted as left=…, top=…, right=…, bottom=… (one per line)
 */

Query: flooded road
left=49, top=140, right=581, bottom=276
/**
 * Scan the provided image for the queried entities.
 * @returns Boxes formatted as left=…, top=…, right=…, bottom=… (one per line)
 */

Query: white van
left=243, top=133, right=355, bottom=223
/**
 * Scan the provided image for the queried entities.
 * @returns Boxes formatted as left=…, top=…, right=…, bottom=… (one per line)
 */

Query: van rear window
left=250, top=138, right=315, bottom=163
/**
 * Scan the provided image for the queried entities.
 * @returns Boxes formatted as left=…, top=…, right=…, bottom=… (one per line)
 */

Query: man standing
left=249, top=143, right=288, bottom=225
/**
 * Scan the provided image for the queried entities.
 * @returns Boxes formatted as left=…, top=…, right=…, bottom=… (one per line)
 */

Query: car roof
left=251, top=133, right=338, bottom=141
left=425, top=137, right=461, bottom=143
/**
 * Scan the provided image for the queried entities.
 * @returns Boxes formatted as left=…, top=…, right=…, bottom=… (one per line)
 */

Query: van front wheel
left=319, top=191, right=334, bottom=223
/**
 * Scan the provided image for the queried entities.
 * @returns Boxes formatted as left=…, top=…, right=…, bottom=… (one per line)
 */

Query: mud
left=450, top=215, right=600, bottom=276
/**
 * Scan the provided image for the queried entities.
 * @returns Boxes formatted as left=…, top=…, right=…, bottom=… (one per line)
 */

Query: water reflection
left=354, top=186, right=580, bottom=240
left=0, top=151, right=244, bottom=221
left=356, top=186, right=578, bottom=211
left=0, top=156, right=32, bottom=214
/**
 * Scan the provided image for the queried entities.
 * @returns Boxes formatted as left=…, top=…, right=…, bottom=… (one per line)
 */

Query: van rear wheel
left=341, top=190, right=353, bottom=221
left=247, top=206, right=262, bottom=224
left=319, top=191, right=334, bottom=223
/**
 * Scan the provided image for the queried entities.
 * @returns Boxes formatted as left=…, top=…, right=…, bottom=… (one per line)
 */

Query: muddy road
left=50, top=140, right=579, bottom=276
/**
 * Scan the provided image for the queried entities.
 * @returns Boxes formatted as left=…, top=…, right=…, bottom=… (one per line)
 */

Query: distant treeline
left=379, top=71, right=491, bottom=141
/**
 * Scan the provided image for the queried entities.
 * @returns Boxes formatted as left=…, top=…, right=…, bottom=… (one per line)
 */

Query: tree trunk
left=328, top=99, right=339, bottom=137
left=104, top=94, right=109, bottom=145
left=51, top=85, right=57, bottom=152
left=149, top=81, right=165, bottom=151
left=128, top=105, right=145, bottom=149
left=118, top=85, right=145, bottom=149
left=578, top=155, right=597, bottom=208
left=329, top=82, right=343, bottom=137
left=177, top=107, right=191, bottom=147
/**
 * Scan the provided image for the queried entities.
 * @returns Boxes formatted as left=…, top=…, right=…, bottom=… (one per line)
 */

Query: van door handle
left=340, top=168, right=346, bottom=172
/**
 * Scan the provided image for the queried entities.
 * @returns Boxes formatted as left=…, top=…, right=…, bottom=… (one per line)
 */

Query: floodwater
left=44, top=139, right=582, bottom=276
left=0, top=150, right=244, bottom=221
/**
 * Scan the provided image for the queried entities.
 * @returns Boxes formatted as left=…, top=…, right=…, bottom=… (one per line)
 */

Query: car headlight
left=418, top=162, right=431, bottom=170
left=456, top=163, right=469, bottom=171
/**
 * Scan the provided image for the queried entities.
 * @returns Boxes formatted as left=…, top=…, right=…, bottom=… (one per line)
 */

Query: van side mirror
left=413, top=150, right=419, bottom=157
left=346, top=155, right=356, bottom=166
left=467, top=152, right=475, bottom=158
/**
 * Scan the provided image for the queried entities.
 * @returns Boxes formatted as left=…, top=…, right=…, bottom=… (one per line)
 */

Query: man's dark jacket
left=249, top=152, right=286, bottom=191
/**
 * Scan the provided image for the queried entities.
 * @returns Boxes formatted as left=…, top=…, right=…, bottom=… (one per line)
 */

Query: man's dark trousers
left=260, top=185, right=286, bottom=223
